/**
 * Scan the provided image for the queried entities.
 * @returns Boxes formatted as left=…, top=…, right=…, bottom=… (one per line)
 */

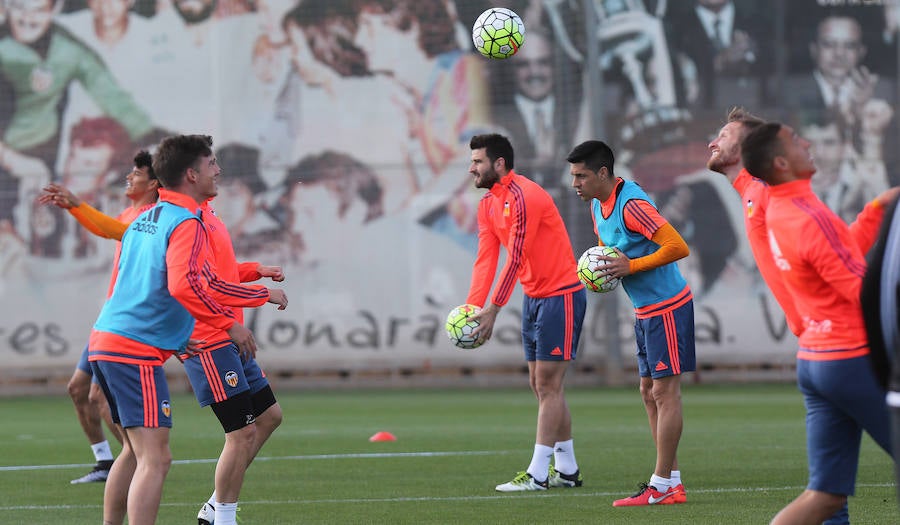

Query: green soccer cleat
left=548, top=465, right=583, bottom=488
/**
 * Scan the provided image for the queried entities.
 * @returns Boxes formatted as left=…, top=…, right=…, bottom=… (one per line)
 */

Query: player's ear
left=773, top=155, right=789, bottom=173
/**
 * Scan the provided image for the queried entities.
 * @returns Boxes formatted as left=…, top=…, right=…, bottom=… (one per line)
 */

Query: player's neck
left=131, top=193, right=158, bottom=209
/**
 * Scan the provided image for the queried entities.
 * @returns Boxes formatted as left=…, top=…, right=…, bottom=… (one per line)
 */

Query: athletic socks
left=650, top=473, right=672, bottom=491
left=215, top=501, right=238, bottom=525
left=90, top=440, right=113, bottom=462
left=553, top=439, right=579, bottom=475
left=526, top=444, right=554, bottom=482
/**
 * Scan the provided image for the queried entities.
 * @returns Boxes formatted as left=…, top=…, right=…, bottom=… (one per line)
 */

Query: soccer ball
left=577, top=246, right=621, bottom=293
left=472, top=7, right=525, bottom=59
left=445, top=304, right=483, bottom=349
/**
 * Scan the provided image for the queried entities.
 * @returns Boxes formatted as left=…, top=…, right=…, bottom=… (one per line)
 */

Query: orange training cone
left=368, top=431, right=397, bottom=442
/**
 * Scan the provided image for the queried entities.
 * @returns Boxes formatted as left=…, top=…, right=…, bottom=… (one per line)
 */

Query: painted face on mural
left=7, top=0, right=55, bottom=44
left=811, top=17, right=865, bottom=83
left=514, top=32, right=554, bottom=102
left=173, top=0, right=216, bottom=24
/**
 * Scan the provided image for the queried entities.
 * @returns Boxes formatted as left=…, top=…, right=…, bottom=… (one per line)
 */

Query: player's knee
left=67, top=378, right=88, bottom=402
left=87, top=384, right=105, bottom=406
left=226, top=422, right=258, bottom=452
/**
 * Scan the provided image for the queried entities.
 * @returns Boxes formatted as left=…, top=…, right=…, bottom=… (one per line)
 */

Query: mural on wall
left=0, top=0, right=895, bottom=370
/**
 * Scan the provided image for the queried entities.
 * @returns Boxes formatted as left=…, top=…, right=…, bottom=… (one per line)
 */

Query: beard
left=475, top=169, right=500, bottom=189
left=707, top=149, right=739, bottom=175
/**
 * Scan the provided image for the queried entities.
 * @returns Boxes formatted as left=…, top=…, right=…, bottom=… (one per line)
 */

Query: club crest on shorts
left=225, top=371, right=239, bottom=388
left=161, top=400, right=171, bottom=418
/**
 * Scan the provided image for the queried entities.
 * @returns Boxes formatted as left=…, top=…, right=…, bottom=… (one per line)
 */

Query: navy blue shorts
left=635, top=299, right=696, bottom=378
left=75, top=344, right=98, bottom=384
left=181, top=343, right=269, bottom=407
left=797, top=354, right=892, bottom=495
left=522, top=288, right=586, bottom=362
left=91, top=360, right=172, bottom=429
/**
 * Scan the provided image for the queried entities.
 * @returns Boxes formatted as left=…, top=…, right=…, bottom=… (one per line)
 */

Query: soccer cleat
left=197, top=502, right=215, bottom=525
left=548, top=465, right=583, bottom=488
left=612, top=483, right=679, bottom=507
left=495, top=471, right=548, bottom=492
left=69, top=461, right=112, bottom=484
left=672, top=483, right=686, bottom=503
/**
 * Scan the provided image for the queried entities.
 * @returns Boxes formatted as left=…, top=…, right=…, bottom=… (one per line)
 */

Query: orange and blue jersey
left=591, top=178, right=691, bottom=315
left=191, top=200, right=269, bottom=352
left=466, top=170, right=582, bottom=306
left=766, top=180, right=871, bottom=359
left=90, top=189, right=236, bottom=365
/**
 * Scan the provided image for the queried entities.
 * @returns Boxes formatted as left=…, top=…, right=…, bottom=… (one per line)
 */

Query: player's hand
left=599, top=247, right=632, bottom=279
left=178, top=338, right=207, bottom=358
left=258, top=264, right=285, bottom=282
left=267, top=288, right=288, bottom=310
left=874, top=186, right=900, bottom=208
left=227, top=323, right=257, bottom=360
left=471, top=303, right=500, bottom=345
left=38, top=183, right=81, bottom=209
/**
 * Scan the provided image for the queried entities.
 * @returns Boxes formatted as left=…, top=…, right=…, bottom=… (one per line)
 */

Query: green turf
left=0, top=383, right=895, bottom=524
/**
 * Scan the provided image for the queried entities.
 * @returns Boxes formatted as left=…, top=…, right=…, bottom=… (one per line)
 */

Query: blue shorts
left=91, top=360, right=172, bottom=429
left=798, top=354, right=893, bottom=496
left=75, top=344, right=98, bottom=384
left=635, top=299, right=696, bottom=378
left=181, top=343, right=269, bottom=407
left=522, top=288, right=586, bottom=362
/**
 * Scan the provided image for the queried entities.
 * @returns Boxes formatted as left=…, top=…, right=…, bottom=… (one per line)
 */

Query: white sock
left=91, top=441, right=113, bottom=462
left=207, top=492, right=216, bottom=506
left=671, top=470, right=682, bottom=486
left=553, top=439, right=578, bottom=475
left=526, top=444, right=554, bottom=482
left=214, top=501, right=238, bottom=525
left=650, top=474, right=672, bottom=491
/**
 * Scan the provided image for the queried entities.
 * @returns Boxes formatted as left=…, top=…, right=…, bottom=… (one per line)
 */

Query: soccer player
left=465, top=133, right=587, bottom=492
left=568, top=140, right=693, bottom=506
left=740, top=122, right=894, bottom=525
left=86, top=134, right=266, bottom=525
left=49, top=139, right=288, bottom=525
left=41, top=150, right=158, bottom=484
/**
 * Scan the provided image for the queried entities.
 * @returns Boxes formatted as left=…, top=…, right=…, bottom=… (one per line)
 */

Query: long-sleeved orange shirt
left=734, top=169, right=805, bottom=336
left=466, top=171, right=582, bottom=306
left=766, top=179, right=874, bottom=358
left=193, top=200, right=269, bottom=351
left=736, top=169, right=885, bottom=339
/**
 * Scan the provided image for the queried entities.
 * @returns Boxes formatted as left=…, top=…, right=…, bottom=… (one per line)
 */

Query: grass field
left=0, top=383, right=896, bottom=524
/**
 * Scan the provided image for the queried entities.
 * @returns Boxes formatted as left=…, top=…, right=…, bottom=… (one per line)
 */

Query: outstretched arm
left=39, top=184, right=128, bottom=240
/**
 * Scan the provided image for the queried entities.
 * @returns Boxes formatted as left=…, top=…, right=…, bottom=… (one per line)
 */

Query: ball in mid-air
left=446, top=304, right=483, bottom=349
left=577, top=246, right=621, bottom=293
left=472, top=7, right=525, bottom=59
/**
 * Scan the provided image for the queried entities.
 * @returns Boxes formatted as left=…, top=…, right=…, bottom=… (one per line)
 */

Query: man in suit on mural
left=665, top=0, right=770, bottom=112
left=490, top=27, right=581, bottom=189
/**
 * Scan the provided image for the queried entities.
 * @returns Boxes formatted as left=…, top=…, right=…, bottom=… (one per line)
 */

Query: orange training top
left=766, top=179, right=872, bottom=359
left=191, top=200, right=268, bottom=352
left=733, top=169, right=804, bottom=336
left=467, top=170, right=582, bottom=306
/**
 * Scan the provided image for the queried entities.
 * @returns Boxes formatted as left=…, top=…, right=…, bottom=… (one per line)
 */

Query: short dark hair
left=566, top=140, right=615, bottom=176
left=470, top=133, right=515, bottom=170
left=152, top=135, right=214, bottom=188
left=740, top=122, right=783, bottom=184
left=133, top=150, right=156, bottom=180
